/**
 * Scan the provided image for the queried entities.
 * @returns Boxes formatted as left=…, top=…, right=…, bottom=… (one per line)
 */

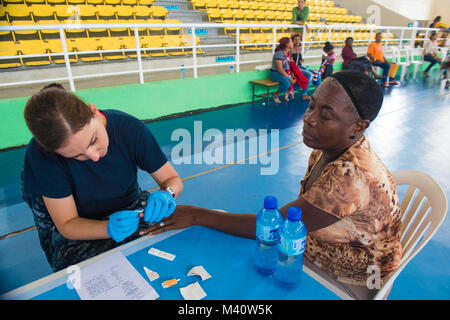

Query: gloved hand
left=107, top=210, right=140, bottom=243
left=143, top=190, right=176, bottom=223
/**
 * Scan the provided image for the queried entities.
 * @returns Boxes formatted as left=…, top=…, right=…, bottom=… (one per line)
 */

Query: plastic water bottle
left=229, top=65, right=234, bottom=73
left=274, top=206, right=307, bottom=290
left=254, top=196, right=283, bottom=275
left=181, top=64, right=185, bottom=79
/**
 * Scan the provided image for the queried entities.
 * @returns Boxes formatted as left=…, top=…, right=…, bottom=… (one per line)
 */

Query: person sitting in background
left=321, top=41, right=336, bottom=80
left=342, top=37, right=357, bottom=69
left=270, top=37, right=298, bottom=104
left=367, top=32, right=399, bottom=87
left=346, top=57, right=384, bottom=80
left=292, top=0, right=310, bottom=34
left=424, top=32, right=442, bottom=77
left=141, top=72, right=403, bottom=300
left=291, top=33, right=313, bottom=100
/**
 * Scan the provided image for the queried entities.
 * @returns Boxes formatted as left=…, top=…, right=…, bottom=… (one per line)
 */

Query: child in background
left=321, top=41, right=336, bottom=80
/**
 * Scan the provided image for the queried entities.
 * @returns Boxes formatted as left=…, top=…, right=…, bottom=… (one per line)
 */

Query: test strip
left=148, top=247, right=176, bottom=261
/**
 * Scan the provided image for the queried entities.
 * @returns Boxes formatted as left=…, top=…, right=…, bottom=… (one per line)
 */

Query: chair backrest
left=373, top=169, right=447, bottom=300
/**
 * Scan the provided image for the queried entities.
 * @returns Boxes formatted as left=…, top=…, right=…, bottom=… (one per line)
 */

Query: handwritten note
left=74, top=252, right=159, bottom=300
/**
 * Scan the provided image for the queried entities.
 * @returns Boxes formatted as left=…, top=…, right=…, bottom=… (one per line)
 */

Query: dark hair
left=430, top=31, right=437, bottom=39
left=323, top=41, right=334, bottom=52
left=346, top=57, right=372, bottom=74
left=329, top=71, right=383, bottom=122
left=24, top=84, right=95, bottom=152
left=434, top=16, right=441, bottom=22
left=345, top=37, right=353, bottom=45
left=275, top=37, right=291, bottom=52
left=291, top=34, right=301, bottom=41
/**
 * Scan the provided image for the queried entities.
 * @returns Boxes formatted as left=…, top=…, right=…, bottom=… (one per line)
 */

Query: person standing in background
left=341, top=37, right=357, bottom=69
left=292, top=0, right=310, bottom=34
left=321, top=41, right=336, bottom=80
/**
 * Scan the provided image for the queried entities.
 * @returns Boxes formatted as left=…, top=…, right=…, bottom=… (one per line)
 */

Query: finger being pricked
left=139, top=218, right=173, bottom=236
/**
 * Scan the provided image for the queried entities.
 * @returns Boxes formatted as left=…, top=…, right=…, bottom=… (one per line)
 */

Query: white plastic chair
left=311, top=169, right=447, bottom=300
left=372, top=169, right=448, bottom=300
left=391, top=47, right=410, bottom=82
left=407, top=47, right=425, bottom=79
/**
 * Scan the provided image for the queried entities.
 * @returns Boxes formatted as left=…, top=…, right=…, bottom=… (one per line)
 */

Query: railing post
left=134, top=26, right=144, bottom=84
left=235, top=26, right=240, bottom=73
left=301, top=24, right=306, bottom=57
left=59, top=28, right=75, bottom=91
left=385, top=28, right=389, bottom=46
left=410, top=27, right=416, bottom=48
left=272, top=27, right=276, bottom=55
left=400, top=28, right=404, bottom=48
left=191, top=26, right=197, bottom=78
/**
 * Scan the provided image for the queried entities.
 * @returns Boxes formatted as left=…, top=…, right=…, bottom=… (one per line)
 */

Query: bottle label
left=279, top=236, right=306, bottom=256
left=257, top=224, right=279, bottom=242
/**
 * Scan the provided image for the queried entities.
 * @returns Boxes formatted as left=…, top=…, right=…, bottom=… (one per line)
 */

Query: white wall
left=432, top=0, right=450, bottom=24
left=371, top=0, right=435, bottom=21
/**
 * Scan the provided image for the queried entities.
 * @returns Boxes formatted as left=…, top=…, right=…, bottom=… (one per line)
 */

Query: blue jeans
left=372, top=61, right=394, bottom=83
left=270, top=70, right=299, bottom=94
left=424, top=54, right=439, bottom=73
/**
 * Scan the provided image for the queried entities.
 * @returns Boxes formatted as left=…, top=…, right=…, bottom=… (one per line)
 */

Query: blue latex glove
left=107, top=210, right=140, bottom=243
left=143, top=190, right=176, bottom=223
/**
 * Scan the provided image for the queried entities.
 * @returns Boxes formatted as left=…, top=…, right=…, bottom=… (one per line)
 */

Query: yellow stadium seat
left=6, top=4, right=31, bottom=20
left=206, top=0, right=219, bottom=9
left=105, top=0, right=122, bottom=5
left=147, top=18, right=164, bottom=34
left=4, top=0, right=25, bottom=3
left=123, top=0, right=138, bottom=5
left=98, top=37, right=126, bottom=60
left=150, top=6, right=168, bottom=19
left=0, top=41, right=21, bottom=68
left=31, top=5, right=55, bottom=21
left=121, top=36, right=144, bottom=58
left=238, top=1, right=249, bottom=10
left=192, top=0, right=207, bottom=11
left=86, top=19, right=108, bottom=37
left=141, top=35, right=167, bottom=56
left=139, top=0, right=154, bottom=5
left=182, top=34, right=203, bottom=54
left=165, top=19, right=183, bottom=34
left=79, top=5, right=97, bottom=19
left=95, top=5, right=118, bottom=19
left=73, top=38, right=102, bottom=62
left=67, top=0, right=86, bottom=5
left=134, top=5, right=152, bottom=19
left=117, top=6, right=135, bottom=19
left=55, top=6, right=76, bottom=20
left=108, top=19, right=131, bottom=35
left=164, top=35, right=187, bottom=56
left=86, top=0, right=104, bottom=4
left=18, top=40, right=51, bottom=66
left=11, top=20, right=40, bottom=40
left=26, top=0, right=46, bottom=3
left=47, top=0, right=67, bottom=5
left=43, top=39, right=78, bottom=64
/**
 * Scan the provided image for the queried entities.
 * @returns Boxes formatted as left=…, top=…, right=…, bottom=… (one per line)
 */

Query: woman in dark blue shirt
left=21, top=83, right=183, bottom=271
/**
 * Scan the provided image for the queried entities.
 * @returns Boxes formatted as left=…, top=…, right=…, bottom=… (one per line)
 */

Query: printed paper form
left=75, top=252, right=159, bottom=300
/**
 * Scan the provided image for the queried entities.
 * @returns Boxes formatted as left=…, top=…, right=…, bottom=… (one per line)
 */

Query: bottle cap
left=287, top=206, right=302, bottom=221
left=263, top=196, right=277, bottom=209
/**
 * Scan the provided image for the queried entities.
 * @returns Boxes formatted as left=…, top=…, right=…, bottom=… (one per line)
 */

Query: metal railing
left=0, top=22, right=444, bottom=91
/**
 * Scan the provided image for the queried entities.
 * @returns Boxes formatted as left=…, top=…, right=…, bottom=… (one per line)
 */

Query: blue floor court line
left=0, top=78, right=449, bottom=299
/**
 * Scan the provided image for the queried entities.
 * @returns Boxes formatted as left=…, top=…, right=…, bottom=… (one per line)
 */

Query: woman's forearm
left=61, top=217, right=109, bottom=240
left=194, top=207, right=256, bottom=239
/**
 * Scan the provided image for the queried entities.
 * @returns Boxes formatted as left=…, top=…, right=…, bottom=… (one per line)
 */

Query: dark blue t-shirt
left=22, top=109, right=167, bottom=219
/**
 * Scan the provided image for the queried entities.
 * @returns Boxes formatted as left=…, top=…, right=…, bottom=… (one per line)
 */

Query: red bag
left=289, top=60, right=309, bottom=90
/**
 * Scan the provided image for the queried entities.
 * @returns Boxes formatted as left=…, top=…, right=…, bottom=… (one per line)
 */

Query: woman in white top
left=424, top=32, right=441, bottom=77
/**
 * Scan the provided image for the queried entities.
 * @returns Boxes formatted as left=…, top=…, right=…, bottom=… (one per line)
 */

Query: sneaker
left=381, top=82, right=390, bottom=87
left=389, top=80, right=399, bottom=86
